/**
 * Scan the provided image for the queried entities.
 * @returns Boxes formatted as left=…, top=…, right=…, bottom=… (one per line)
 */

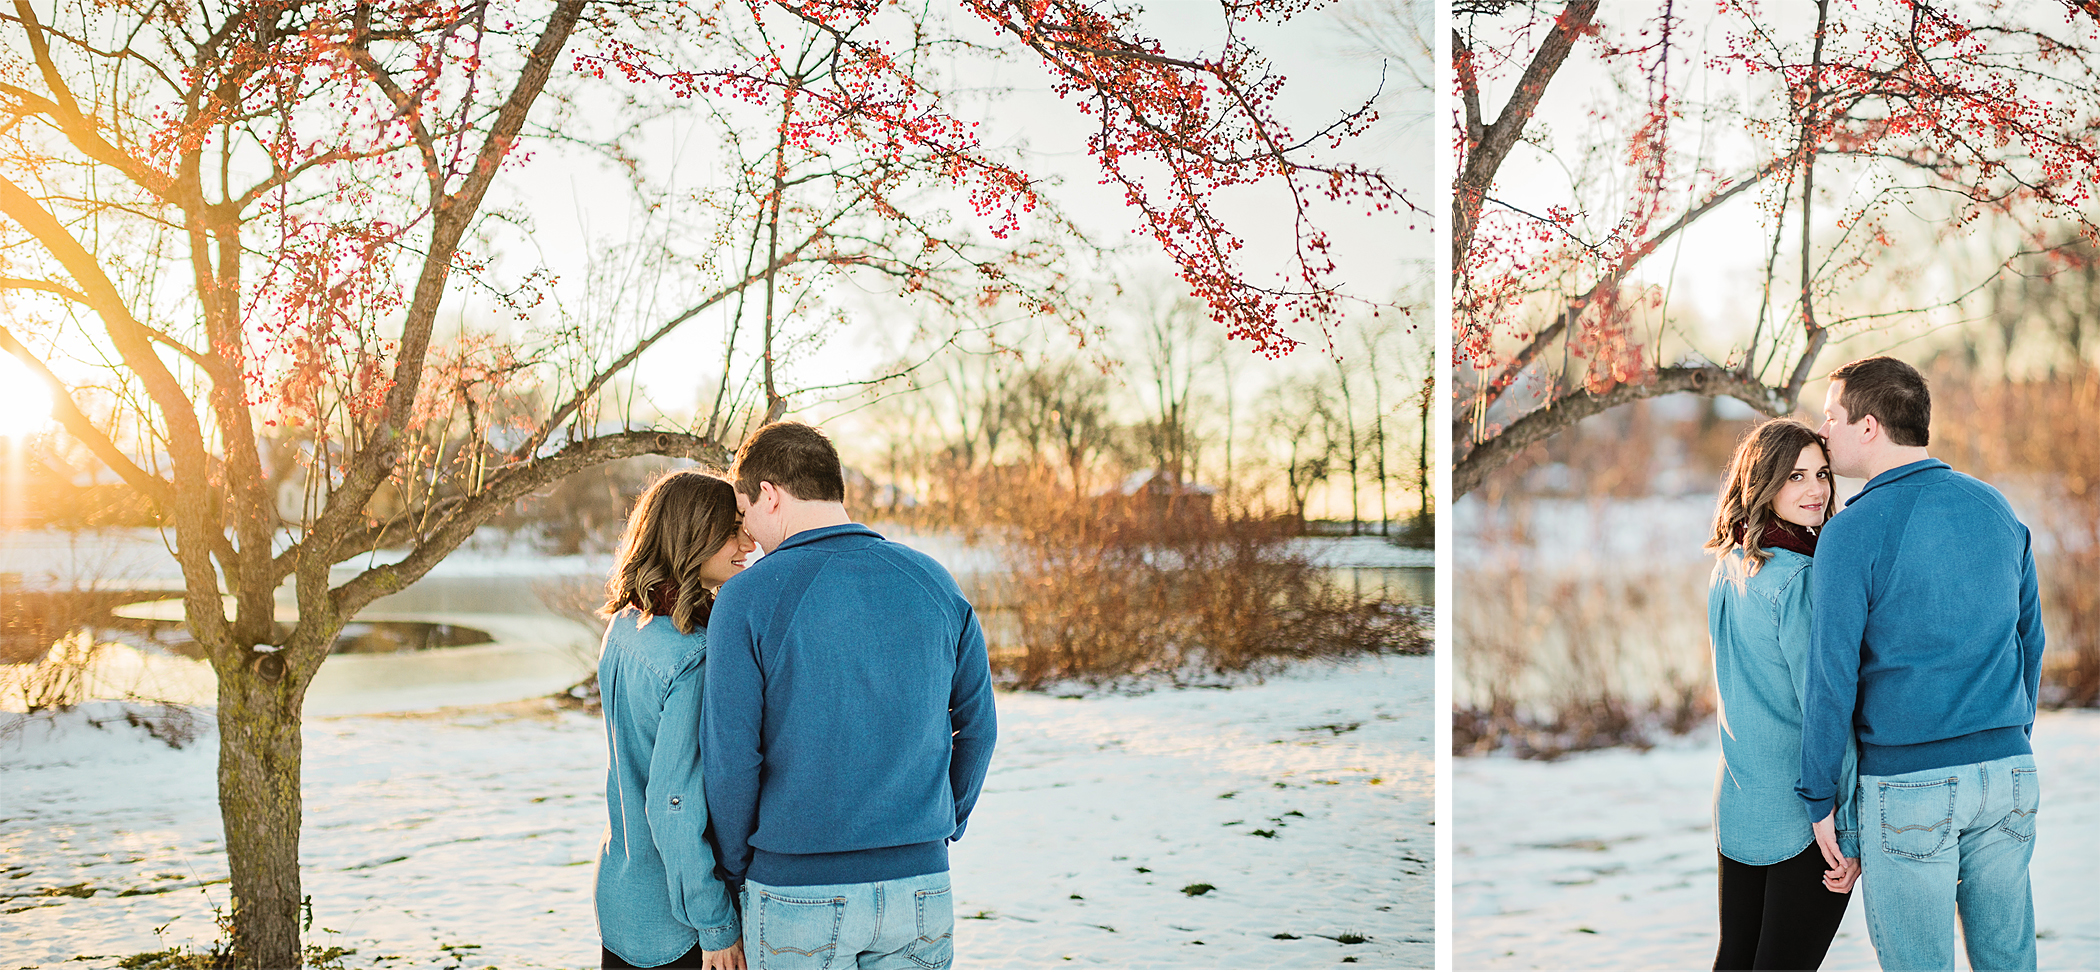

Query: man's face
left=1819, top=380, right=1867, bottom=479
left=737, top=482, right=785, bottom=553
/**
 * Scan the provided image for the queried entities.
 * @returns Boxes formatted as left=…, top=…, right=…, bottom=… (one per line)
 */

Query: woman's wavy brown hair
left=1704, top=418, right=1830, bottom=572
left=601, top=470, right=741, bottom=634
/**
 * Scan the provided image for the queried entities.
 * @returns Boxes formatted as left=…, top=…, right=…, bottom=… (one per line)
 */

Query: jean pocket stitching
left=756, top=891, right=846, bottom=960
left=1879, top=776, right=1957, bottom=861
left=2000, top=767, right=2039, bottom=842
left=906, top=886, right=953, bottom=969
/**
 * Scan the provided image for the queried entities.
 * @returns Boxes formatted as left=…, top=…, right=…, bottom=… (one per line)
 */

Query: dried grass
left=1454, top=560, right=1713, bottom=759
left=1935, top=367, right=2100, bottom=707
left=974, top=465, right=1426, bottom=689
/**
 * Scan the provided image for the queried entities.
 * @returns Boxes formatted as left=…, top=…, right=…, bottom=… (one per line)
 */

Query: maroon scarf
left=1733, top=516, right=1819, bottom=558
left=635, top=581, right=679, bottom=618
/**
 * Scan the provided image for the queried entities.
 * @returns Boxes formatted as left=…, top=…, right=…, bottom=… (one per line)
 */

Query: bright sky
left=0, top=354, right=54, bottom=438
left=0, top=2, right=1431, bottom=518
left=500, top=0, right=1431, bottom=421
left=1462, top=2, right=2025, bottom=382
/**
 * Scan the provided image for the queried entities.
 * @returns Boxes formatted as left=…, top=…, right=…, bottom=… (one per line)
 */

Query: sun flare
left=0, top=356, right=54, bottom=438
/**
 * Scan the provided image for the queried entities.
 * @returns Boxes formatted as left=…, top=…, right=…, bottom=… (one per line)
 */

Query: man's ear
left=1856, top=414, right=1880, bottom=446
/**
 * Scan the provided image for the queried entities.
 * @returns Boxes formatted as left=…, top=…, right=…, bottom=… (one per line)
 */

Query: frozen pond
left=87, top=576, right=604, bottom=717
left=6, top=528, right=1429, bottom=717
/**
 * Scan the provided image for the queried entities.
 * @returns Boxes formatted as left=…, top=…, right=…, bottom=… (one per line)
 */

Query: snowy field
left=2, top=654, right=1430, bottom=970
left=1455, top=710, right=2100, bottom=970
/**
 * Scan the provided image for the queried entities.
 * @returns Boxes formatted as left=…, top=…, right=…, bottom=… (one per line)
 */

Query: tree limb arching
left=1451, top=1, right=2100, bottom=500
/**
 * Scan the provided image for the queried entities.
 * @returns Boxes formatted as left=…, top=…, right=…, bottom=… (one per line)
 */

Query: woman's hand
left=1822, top=857, right=1861, bottom=894
left=702, top=941, right=747, bottom=970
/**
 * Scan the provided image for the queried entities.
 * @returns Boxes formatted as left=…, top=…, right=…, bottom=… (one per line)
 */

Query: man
left=1799, top=356, right=2045, bottom=971
left=703, top=421, right=997, bottom=971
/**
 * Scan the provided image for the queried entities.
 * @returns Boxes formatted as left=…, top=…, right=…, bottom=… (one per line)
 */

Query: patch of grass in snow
left=35, top=881, right=100, bottom=898
left=1179, top=883, right=1215, bottom=896
left=1533, top=838, right=1615, bottom=852
left=1335, top=932, right=1370, bottom=945
left=1251, top=829, right=1278, bottom=838
left=1300, top=721, right=1364, bottom=735
left=1273, top=933, right=1301, bottom=940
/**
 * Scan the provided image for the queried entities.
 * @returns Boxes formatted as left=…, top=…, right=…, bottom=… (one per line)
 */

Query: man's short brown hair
left=733, top=421, right=846, bottom=503
left=1830, top=356, right=1930, bottom=447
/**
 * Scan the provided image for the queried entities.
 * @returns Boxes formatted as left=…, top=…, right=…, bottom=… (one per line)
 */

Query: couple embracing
left=591, top=421, right=998, bottom=970
left=1707, top=357, right=2044, bottom=971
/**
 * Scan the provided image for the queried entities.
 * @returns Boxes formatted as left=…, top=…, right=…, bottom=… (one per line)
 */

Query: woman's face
left=697, top=520, right=758, bottom=591
left=1772, top=442, right=1833, bottom=528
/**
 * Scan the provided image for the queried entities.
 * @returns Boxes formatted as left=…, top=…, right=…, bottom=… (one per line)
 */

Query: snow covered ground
left=2, top=653, right=1430, bottom=970
left=1454, top=710, right=2100, bottom=970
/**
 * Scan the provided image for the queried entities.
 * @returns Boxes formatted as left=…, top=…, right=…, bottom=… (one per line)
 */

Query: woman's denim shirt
left=595, top=606, right=740, bottom=965
left=1709, top=548, right=1861, bottom=864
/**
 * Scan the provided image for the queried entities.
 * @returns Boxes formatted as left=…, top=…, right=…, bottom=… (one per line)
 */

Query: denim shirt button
left=670, top=796, right=681, bottom=806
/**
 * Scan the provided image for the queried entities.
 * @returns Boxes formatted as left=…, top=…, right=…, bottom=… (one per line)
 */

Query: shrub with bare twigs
left=967, top=465, right=1425, bottom=689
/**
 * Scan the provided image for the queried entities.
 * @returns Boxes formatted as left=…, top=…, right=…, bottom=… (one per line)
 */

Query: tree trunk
left=216, top=657, right=307, bottom=969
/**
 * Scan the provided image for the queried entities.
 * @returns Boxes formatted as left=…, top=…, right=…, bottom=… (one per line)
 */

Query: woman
left=595, top=470, right=757, bottom=971
left=1704, top=419, right=1861, bottom=971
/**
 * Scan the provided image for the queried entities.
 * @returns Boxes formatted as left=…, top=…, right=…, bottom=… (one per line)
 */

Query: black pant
left=603, top=941, right=709, bottom=970
left=1715, top=844, right=1852, bottom=970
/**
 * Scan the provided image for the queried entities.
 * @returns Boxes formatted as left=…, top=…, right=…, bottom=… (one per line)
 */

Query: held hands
left=1810, top=812, right=1860, bottom=893
left=1823, top=856, right=1862, bottom=894
left=702, top=941, right=747, bottom=971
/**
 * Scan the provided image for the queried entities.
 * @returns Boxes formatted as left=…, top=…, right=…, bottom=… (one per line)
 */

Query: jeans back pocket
left=1879, top=776, right=1958, bottom=860
left=1999, top=767, right=2039, bottom=842
left=756, top=889, right=846, bottom=966
left=906, top=885, right=953, bottom=970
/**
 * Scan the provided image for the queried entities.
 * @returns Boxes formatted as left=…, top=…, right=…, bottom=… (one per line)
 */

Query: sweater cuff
left=1800, top=794, right=1835, bottom=823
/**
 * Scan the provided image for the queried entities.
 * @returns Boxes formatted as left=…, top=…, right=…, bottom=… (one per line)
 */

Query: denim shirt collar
left=770, top=522, right=883, bottom=554
left=1849, top=458, right=1950, bottom=505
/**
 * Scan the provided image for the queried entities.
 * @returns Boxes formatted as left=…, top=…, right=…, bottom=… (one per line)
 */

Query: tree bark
left=1452, top=1, right=1598, bottom=270
left=215, top=658, right=306, bottom=969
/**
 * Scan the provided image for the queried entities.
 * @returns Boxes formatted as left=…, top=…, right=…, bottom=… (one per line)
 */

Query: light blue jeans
left=742, top=871, right=953, bottom=970
left=1858, top=753, right=2038, bottom=971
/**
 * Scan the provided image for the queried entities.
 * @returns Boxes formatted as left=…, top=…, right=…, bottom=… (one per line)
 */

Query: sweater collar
left=768, top=522, right=883, bottom=555
left=1849, top=458, right=1950, bottom=504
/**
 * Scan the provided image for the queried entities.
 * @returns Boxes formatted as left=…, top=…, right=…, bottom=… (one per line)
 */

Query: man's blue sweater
left=1797, top=460, right=2045, bottom=822
left=702, top=523, right=998, bottom=888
